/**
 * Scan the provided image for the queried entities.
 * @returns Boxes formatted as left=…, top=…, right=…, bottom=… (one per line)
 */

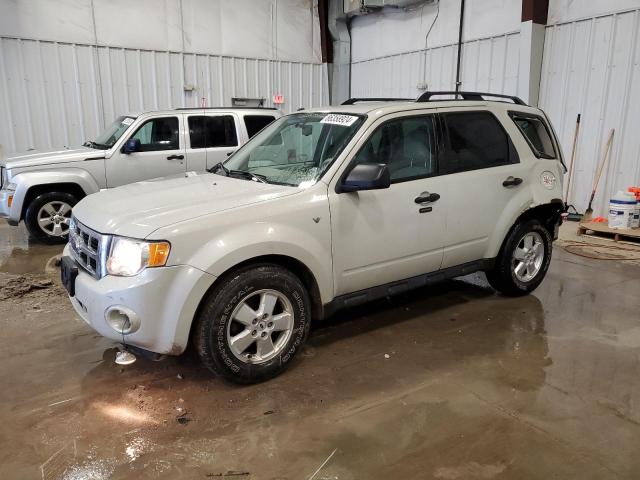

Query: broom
left=583, top=128, right=615, bottom=222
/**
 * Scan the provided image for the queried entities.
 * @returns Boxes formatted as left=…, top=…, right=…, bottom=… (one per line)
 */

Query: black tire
left=486, top=219, right=552, bottom=296
left=194, top=264, right=311, bottom=384
left=24, top=192, right=78, bottom=244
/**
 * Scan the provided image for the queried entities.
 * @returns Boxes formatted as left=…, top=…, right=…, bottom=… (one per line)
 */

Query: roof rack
left=416, top=91, right=527, bottom=105
left=175, top=106, right=278, bottom=111
left=341, top=97, right=414, bottom=105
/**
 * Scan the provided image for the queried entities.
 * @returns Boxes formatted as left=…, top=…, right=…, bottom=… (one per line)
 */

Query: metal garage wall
left=539, top=7, right=640, bottom=214
left=0, top=37, right=328, bottom=153
left=351, top=32, right=521, bottom=98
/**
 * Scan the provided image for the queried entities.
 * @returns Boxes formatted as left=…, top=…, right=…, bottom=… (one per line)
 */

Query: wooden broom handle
left=592, top=129, right=615, bottom=193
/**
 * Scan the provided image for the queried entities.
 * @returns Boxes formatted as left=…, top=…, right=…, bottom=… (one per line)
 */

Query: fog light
left=105, top=306, right=140, bottom=334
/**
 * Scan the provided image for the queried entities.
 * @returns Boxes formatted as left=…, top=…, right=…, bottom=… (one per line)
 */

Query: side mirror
left=339, top=163, right=391, bottom=193
left=121, top=138, right=141, bottom=154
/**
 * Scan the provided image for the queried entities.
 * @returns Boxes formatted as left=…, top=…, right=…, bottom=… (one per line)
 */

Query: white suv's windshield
left=221, top=112, right=365, bottom=187
left=85, top=115, right=136, bottom=149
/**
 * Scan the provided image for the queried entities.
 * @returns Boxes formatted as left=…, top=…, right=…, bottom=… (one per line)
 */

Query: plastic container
left=608, top=191, right=637, bottom=229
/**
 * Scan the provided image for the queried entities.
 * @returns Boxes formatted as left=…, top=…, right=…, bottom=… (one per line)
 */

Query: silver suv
left=61, top=92, right=565, bottom=384
left=0, top=107, right=279, bottom=242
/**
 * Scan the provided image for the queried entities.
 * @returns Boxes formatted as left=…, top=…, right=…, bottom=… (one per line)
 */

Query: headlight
left=5, top=182, right=16, bottom=192
left=106, top=237, right=171, bottom=276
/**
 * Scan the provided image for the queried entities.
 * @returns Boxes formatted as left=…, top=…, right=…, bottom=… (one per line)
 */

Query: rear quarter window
left=244, top=115, right=276, bottom=138
left=509, top=113, right=556, bottom=159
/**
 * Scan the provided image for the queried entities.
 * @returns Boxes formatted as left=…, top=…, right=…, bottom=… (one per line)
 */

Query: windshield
left=222, top=112, right=365, bottom=187
left=86, top=116, right=136, bottom=149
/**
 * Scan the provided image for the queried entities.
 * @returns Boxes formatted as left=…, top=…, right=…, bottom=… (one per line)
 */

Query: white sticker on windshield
left=320, top=114, right=358, bottom=127
left=121, top=117, right=134, bottom=126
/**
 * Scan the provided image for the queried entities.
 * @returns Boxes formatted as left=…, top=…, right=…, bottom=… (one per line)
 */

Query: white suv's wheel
left=24, top=192, right=78, bottom=244
left=194, top=264, right=311, bottom=384
left=486, top=219, right=552, bottom=296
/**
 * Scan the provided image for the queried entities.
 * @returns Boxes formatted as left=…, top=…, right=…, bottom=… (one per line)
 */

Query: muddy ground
left=1, top=219, right=640, bottom=479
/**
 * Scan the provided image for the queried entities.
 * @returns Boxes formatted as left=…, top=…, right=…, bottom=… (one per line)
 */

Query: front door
left=329, top=113, right=446, bottom=296
left=106, top=115, right=186, bottom=187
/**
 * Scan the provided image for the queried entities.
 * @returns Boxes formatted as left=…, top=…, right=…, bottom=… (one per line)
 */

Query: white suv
left=61, top=92, right=565, bottom=384
left=0, top=107, right=279, bottom=243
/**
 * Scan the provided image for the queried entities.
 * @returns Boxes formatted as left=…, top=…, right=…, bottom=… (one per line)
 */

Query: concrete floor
left=1, top=220, right=640, bottom=480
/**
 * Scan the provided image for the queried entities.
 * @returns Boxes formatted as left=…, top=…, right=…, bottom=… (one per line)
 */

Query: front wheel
left=194, top=264, right=311, bottom=384
left=486, top=219, right=552, bottom=296
left=24, top=192, right=78, bottom=244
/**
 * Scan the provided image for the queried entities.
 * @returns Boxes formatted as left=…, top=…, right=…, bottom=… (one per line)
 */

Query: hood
left=2, top=147, right=105, bottom=169
left=72, top=172, right=301, bottom=238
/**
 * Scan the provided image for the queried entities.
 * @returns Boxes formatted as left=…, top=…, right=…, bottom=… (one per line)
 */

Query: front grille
left=68, top=217, right=110, bottom=279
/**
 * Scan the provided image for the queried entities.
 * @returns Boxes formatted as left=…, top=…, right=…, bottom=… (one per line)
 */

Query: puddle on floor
left=0, top=220, right=63, bottom=274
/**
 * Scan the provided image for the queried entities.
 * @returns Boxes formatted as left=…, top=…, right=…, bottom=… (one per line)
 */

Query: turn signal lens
left=148, top=242, right=171, bottom=267
left=7, top=195, right=12, bottom=207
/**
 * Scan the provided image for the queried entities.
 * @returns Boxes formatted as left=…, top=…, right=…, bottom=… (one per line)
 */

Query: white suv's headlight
left=106, top=237, right=171, bottom=276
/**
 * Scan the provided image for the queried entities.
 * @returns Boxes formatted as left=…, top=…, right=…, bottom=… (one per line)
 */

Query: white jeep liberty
left=0, top=107, right=279, bottom=243
left=61, top=92, right=565, bottom=384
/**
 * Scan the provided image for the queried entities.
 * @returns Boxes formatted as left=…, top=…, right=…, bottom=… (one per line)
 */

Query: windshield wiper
left=229, top=170, right=268, bottom=183
left=83, top=140, right=109, bottom=150
left=207, top=162, right=230, bottom=175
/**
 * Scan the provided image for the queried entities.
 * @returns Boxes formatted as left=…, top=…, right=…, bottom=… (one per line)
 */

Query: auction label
left=320, top=114, right=358, bottom=127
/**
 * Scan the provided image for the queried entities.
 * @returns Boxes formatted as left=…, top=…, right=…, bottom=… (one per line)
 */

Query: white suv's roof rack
left=416, top=91, right=527, bottom=105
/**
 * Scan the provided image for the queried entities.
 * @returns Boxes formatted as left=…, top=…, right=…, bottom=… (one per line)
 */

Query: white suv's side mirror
left=121, top=138, right=141, bottom=154
left=338, top=163, right=391, bottom=193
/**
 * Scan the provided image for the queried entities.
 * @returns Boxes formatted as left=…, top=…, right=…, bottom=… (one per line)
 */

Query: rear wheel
left=486, top=219, right=552, bottom=296
left=24, top=192, right=77, bottom=244
left=194, top=264, right=311, bottom=384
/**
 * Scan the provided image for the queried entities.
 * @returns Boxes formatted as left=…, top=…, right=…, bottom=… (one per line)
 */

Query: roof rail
left=175, top=106, right=278, bottom=111
left=341, top=97, right=414, bottom=105
left=416, top=91, right=527, bottom=105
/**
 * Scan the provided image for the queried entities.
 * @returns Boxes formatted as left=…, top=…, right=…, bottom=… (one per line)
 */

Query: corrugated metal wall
left=351, top=32, right=521, bottom=99
left=0, top=36, right=328, bottom=153
left=539, top=8, right=640, bottom=214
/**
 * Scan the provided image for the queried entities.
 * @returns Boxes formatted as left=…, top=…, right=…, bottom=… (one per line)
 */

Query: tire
left=486, top=219, right=552, bottom=296
left=194, top=264, right=311, bottom=384
left=24, top=192, right=78, bottom=244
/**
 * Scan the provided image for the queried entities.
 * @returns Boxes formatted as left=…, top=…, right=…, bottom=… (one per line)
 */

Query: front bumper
left=0, top=189, right=19, bottom=224
left=63, top=245, right=216, bottom=355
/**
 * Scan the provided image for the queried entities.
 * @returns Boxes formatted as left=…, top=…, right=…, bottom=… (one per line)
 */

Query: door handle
left=502, top=176, right=523, bottom=187
left=167, top=154, right=184, bottom=160
left=414, top=192, right=440, bottom=204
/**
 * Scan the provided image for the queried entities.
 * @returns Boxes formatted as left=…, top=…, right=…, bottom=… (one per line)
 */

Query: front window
left=88, top=116, right=136, bottom=149
left=130, top=117, right=179, bottom=151
left=223, top=112, right=365, bottom=187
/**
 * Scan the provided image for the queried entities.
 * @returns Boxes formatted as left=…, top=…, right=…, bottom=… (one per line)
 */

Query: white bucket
left=608, top=191, right=637, bottom=229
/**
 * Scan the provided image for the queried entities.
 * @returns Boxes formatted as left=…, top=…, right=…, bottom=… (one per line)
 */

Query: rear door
left=106, top=114, right=186, bottom=187
left=436, top=108, right=528, bottom=268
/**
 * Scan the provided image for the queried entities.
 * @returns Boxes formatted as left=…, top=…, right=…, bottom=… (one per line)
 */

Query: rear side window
left=510, top=114, right=556, bottom=159
left=441, top=111, right=517, bottom=174
left=244, top=115, right=276, bottom=138
left=188, top=115, right=238, bottom=149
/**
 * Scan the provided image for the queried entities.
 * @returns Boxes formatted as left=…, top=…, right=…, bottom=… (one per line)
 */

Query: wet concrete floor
left=1, top=219, right=640, bottom=479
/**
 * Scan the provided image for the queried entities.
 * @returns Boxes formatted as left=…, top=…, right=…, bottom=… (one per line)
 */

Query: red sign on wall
left=273, top=94, right=284, bottom=105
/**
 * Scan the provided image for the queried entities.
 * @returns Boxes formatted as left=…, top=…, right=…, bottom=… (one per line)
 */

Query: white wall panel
left=539, top=9, right=640, bottom=214
left=351, top=32, right=520, bottom=98
left=0, top=37, right=328, bottom=153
